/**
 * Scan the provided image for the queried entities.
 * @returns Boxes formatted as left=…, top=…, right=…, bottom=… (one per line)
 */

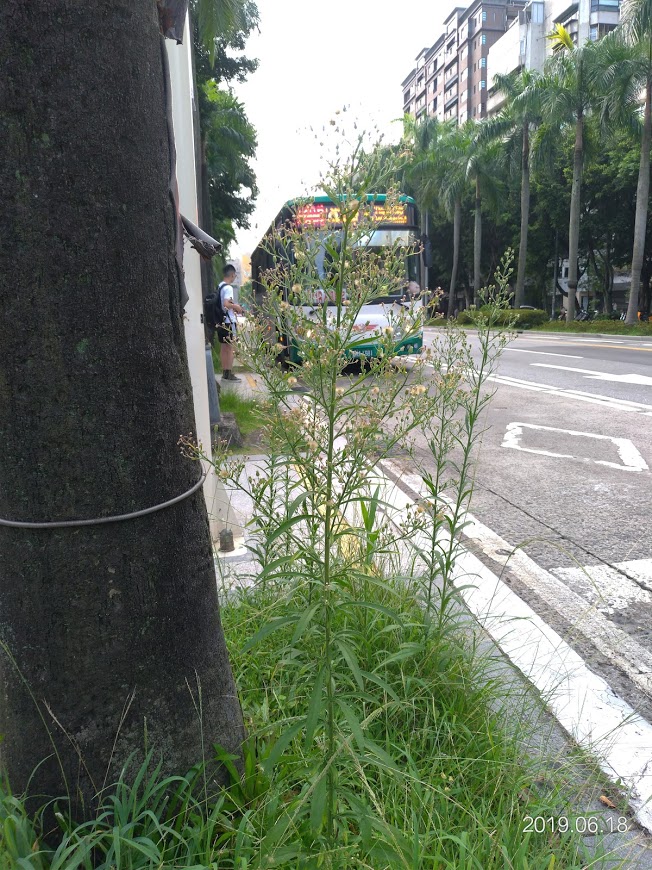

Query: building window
left=473, top=62, right=477, bottom=72
left=473, top=85, right=476, bottom=94
left=482, top=10, right=487, bottom=21
left=480, top=80, right=486, bottom=89
left=481, top=34, right=487, bottom=45
left=480, top=57, right=486, bottom=68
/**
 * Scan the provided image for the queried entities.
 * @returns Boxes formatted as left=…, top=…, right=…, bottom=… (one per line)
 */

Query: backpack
left=204, top=281, right=227, bottom=329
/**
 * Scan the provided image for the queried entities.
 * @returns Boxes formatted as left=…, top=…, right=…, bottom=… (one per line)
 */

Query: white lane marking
left=503, top=348, right=583, bottom=359
left=618, top=559, right=652, bottom=592
left=532, top=363, right=652, bottom=386
left=487, top=373, right=652, bottom=416
left=570, top=338, right=626, bottom=344
left=550, top=561, right=652, bottom=614
left=501, top=422, right=649, bottom=473
left=378, top=459, right=652, bottom=833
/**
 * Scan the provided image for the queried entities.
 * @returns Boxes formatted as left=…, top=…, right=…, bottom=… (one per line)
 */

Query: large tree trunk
left=515, top=124, right=530, bottom=309
left=473, top=178, right=482, bottom=306
left=0, top=0, right=244, bottom=819
left=626, top=76, right=652, bottom=325
left=566, top=114, right=584, bottom=323
left=450, top=198, right=461, bottom=316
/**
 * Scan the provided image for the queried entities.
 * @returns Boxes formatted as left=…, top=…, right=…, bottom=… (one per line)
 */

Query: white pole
left=166, top=20, right=244, bottom=542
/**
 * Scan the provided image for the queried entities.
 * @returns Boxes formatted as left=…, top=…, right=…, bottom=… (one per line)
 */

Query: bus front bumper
left=344, top=335, right=423, bottom=360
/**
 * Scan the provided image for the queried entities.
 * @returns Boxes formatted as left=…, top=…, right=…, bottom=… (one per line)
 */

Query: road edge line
left=376, top=458, right=652, bottom=834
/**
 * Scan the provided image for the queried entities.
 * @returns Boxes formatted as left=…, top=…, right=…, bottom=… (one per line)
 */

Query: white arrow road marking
left=378, top=459, right=652, bottom=833
left=532, top=363, right=652, bottom=386
left=503, top=348, right=583, bottom=359
left=502, top=422, right=649, bottom=472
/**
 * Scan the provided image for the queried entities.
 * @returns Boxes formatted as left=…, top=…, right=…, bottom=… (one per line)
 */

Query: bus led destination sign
left=295, top=201, right=409, bottom=227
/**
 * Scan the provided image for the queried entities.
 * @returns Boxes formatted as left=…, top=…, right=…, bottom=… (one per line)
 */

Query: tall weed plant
left=205, top=139, right=617, bottom=868
left=0, top=138, right=624, bottom=868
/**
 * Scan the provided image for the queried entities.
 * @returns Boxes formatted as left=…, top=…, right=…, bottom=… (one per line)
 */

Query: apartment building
left=487, top=0, right=621, bottom=111
left=402, top=0, right=527, bottom=124
left=403, top=0, right=621, bottom=123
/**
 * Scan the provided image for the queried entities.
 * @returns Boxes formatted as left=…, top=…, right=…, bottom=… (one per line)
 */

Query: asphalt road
left=405, top=328, right=652, bottom=721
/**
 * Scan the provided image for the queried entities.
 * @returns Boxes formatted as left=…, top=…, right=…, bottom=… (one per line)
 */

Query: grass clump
left=218, top=390, right=265, bottom=439
left=215, top=572, right=608, bottom=869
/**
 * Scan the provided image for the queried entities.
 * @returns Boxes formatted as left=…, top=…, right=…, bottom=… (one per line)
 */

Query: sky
left=231, top=0, right=461, bottom=258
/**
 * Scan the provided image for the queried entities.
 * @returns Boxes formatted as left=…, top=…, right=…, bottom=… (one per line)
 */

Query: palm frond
left=547, top=23, right=575, bottom=54
left=194, top=0, right=258, bottom=58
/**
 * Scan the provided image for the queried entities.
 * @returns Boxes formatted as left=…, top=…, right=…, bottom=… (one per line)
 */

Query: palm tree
left=437, top=122, right=474, bottom=312
left=402, top=115, right=443, bottom=297
left=402, top=114, right=443, bottom=210
left=403, top=118, right=471, bottom=314
left=540, top=24, right=606, bottom=322
left=195, top=0, right=254, bottom=54
left=601, top=1, right=652, bottom=324
left=481, top=69, right=543, bottom=308
left=465, top=132, right=503, bottom=305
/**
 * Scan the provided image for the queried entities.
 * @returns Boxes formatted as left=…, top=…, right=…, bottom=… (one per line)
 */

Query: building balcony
left=445, top=71, right=459, bottom=88
left=444, top=90, right=459, bottom=111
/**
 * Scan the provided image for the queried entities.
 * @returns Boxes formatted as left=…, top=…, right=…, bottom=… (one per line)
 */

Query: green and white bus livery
left=251, top=194, right=423, bottom=365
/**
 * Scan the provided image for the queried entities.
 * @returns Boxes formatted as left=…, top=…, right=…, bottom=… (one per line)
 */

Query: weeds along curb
left=375, top=457, right=652, bottom=841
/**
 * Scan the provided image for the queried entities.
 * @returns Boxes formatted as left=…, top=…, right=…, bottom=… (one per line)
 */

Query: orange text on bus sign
left=295, top=201, right=409, bottom=227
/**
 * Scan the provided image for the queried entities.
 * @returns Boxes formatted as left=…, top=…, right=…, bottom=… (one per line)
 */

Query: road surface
left=405, top=328, right=652, bottom=721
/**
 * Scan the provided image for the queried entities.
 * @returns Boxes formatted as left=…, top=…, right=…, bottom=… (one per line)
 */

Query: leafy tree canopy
left=192, top=0, right=259, bottom=251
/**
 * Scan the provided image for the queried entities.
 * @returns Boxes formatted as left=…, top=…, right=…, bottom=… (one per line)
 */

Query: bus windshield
left=250, top=194, right=424, bottom=363
left=307, top=228, right=420, bottom=303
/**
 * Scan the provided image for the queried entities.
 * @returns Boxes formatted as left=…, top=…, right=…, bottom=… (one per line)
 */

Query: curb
left=426, top=324, right=652, bottom=342
left=376, top=457, right=652, bottom=837
left=517, top=330, right=652, bottom=342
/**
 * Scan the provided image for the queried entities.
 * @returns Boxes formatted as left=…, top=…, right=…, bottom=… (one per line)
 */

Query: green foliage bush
left=457, top=307, right=548, bottom=327
left=535, top=320, right=652, bottom=336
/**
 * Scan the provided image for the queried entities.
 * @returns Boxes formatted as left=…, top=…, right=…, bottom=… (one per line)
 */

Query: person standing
left=217, top=264, right=244, bottom=382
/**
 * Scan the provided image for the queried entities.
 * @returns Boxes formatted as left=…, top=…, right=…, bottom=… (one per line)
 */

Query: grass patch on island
left=219, top=390, right=265, bottom=439
left=530, top=319, right=652, bottom=336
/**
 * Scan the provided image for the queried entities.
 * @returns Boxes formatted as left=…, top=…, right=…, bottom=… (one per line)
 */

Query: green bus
left=250, top=194, right=423, bottom=365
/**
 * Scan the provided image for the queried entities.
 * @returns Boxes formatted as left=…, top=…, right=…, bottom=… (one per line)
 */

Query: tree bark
left=515, top=124, right=530, bottom=309
left=0, top=0, right=244, bottom=818
left=450, top=198, right=461, bottom=315
left=566, top=114, right=584, bottom=323
left=473, top=178, right=482, bottom=306
left=626, top=76, right=652, bottom=325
